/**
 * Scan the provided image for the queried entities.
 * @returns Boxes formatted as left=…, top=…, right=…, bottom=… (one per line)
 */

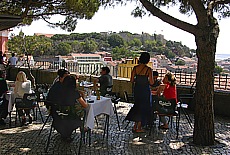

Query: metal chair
left=44, top=102, right=89, bottom=154
left=14, top=93, right=43, bottom=126
left=122, top=91, right=135, bottom=128
left=105, top=86, right=121, bottom=131
left=149, top=98, right=179, bottom=138
left=178, top=93, right=194, bottom=128
left=123, top=91, right=134, bottom=103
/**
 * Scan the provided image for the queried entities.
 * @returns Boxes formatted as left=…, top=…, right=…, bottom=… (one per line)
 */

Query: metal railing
left=16, top=61, right=230, bottom=91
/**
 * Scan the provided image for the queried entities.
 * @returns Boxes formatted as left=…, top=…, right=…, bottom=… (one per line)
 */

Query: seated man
left=47, top=75, right=88, bottom=141
left=94, top=66, right=113, bottom=96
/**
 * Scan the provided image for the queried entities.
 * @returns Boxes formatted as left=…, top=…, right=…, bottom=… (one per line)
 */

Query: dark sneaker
left=29, top=116, right=33, bottom=124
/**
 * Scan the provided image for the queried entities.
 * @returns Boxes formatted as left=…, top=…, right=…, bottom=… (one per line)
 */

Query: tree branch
left=139, top=0, right=197, bottom=35
left=213, top=0, right=230, bottom=5
left=189, top=0, right=207, bottom=25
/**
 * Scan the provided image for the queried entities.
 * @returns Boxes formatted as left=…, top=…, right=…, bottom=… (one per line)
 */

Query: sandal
left=135, top=129, right=145, bottom=133
left=158, top=125, right=169, bottom=130
left=132, top=124, right=137, bottom=133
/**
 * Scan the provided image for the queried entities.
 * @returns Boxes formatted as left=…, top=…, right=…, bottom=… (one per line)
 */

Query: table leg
left=103, top=115, right=109, bottom=140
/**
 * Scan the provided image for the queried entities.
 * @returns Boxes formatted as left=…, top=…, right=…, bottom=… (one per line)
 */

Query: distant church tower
left=0, top=30, right=9, bottom=54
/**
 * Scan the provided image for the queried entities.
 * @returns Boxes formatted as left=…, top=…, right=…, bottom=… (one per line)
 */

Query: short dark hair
left=101, top=66, right=110, bottom=74
left=153, top=71, right=159, bottom=76
left=57, top=69, right=69, bottom=78
left=63, top=75, right=76, bottom=88
left=139, top=52, right=150, bottom=64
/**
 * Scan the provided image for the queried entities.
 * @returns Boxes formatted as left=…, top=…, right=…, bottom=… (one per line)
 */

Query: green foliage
left=112, top=47, right=135, bottom=60
left=108, top=34, right=125, bottom=48
left=82, top=39, right=98, bottom=53
left=8, top=31, right=194, bottom=60
left=0, top=0, right=102, bottom=31
left=7, top=31, right=53, bottom=56
left=175, top=59, right=185, bottom=65
left=214, top=65, right=223, bottom=74
left=55, top=42, right=72, bottom=55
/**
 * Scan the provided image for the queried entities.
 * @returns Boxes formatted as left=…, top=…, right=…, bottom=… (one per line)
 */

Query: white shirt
left=14, top=80, right=33, bottom=98
left=8, top=56, right=18, bottom=66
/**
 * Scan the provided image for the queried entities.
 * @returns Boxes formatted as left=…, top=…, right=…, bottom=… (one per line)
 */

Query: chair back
left=156, top=97, right=177, bottom=115
left=46, top=100, right=85, bottom=120
left=56, top=104, right=85, bottom=120
left=15, top=93, right=37, bottom=108
left=124, top=91, right=129, bottom=102
left=105, top=85, right=113, bottom=95
left=123, top=91, right=134, bottom=103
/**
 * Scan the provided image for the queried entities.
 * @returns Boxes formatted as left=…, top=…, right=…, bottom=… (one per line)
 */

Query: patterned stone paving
left=0, top=102, right=230, bottom=155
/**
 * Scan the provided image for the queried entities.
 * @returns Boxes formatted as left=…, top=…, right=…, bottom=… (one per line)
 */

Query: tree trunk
left=193, top=20, right=219, bottom=145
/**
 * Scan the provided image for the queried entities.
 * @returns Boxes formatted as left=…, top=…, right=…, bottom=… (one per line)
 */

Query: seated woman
left=14, top=71, right=33, bottom=125
left=47, top=75, right=88, bottom=141
left=156, top=72, right=177, bottom=129
left=0, top=70, right=8, bottom=125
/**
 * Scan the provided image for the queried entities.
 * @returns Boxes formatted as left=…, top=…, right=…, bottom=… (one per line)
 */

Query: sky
left=10, top=3, right=230, bottom=54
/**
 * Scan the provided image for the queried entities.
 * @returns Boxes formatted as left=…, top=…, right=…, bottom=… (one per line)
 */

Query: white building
left=71, top=53, right=103, bottom=63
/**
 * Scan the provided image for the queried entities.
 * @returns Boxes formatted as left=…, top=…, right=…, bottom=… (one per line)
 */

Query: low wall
left=8, top=68, right=230, bottom=117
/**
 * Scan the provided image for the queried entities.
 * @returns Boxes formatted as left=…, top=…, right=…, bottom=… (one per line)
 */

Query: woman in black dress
left=125, top=52, right=154, bottom=132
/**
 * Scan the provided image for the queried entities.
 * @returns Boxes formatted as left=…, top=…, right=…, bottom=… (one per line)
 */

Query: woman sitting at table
left=47, top=75, right=88, bottom=141
left=0, top=70, right=8, bottom=125
left=156, top=72, right=177, bottom=129
left=14, top=71, right=33, bottom=125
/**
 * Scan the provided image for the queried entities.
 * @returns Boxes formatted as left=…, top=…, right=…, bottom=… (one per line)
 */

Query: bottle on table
left=96, top=87, right=100, bottom=100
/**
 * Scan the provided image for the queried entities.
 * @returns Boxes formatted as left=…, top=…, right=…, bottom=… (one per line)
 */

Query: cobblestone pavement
left=0, top=102, right=230, bottom=155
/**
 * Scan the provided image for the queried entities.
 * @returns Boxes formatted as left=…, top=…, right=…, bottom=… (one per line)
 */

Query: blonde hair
left=16, top=71, right=27, bottom=82
left=165, top=72, right=176, bottom=86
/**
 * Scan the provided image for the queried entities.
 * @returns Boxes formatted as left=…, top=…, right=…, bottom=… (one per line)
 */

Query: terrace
left=6, top=62, right=230, bottom=117
left=0, top=100, right=229, bottom=154
left=0, top=63, right=229, bottom=154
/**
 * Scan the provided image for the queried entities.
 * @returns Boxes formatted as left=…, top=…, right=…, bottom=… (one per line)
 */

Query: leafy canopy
left=0, top=0, right=102, bottom=31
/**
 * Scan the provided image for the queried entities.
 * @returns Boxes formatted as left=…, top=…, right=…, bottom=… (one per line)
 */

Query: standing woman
left=125, top=52, right=154, bottom=132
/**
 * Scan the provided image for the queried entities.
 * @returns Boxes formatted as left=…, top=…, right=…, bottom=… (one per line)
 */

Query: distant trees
left=112, top=47, right=136, bottom=60
left=7, top=31, right=53, bottom=56
left=8, top=31, right=194, bottom=60
left=55, top=42, right=72, bottom=55
left=175, top=59, right=185, bottom=65
left=214, top=65, right=223, bottom=74
left=108, top=34, right=125, bottom=48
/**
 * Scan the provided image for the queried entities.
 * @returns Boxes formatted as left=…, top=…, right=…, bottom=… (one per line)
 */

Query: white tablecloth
left=5, top=91, right=15, bottom=113
left=86, top=96, right=114, bottom=129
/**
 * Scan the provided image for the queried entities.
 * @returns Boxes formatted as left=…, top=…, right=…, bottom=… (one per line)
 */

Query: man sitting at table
left=94, top=66, right=113, bottom=96
left=47, top=75, right=88, bottom=141
left=0, top=70, right=8, bottom=125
